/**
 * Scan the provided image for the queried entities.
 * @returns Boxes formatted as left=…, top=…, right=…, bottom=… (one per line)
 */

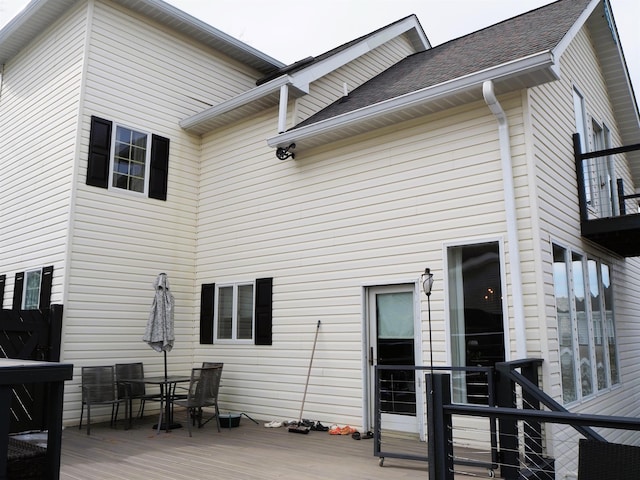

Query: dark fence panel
left=0, top=306, right=64, bottom=432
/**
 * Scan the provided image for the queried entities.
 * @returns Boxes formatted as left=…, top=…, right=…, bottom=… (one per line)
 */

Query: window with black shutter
left=200, top=278, right=273, bottom=345
left=11, top=266, right=53, bottom=310
left=86, top=116, right=169, bottom=200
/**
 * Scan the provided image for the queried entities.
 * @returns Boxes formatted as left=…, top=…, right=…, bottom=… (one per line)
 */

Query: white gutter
left=482, top=80, right=527, bottom=360
left=267, top=51, right=556, bottom=148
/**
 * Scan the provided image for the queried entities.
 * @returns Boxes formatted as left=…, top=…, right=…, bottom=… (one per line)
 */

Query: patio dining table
left=119, top=375, right=190, bottom=433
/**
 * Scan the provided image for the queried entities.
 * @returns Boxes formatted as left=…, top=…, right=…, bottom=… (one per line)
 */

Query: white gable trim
left=551, top=0, right=599, bottom=64
left=290, top=16, right=429, bottom=88
left=180, top=15, right=429, bottom=135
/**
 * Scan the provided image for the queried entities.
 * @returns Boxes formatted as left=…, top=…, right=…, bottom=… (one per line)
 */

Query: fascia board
left=290, top=17, right=429, bottom=89
left=268, top=52, right=555, bottom=148
left=180, top=75, right=294, bottom=130
left=551, top=0, right=599, bottom=61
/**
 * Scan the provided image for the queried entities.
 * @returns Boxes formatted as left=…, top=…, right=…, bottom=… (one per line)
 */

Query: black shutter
left=0, top=275, right=5, bottom=309
left=255, top=277, right=273, bottom=345
left=13, top=272, right=24, bottom=310
left=86, top=116, right=112, bottom=188
left=39, top=265, right=54, bottom=309
left=149, top=134, right=170, bottom=200
left=200, top=283, right=215, bottom=344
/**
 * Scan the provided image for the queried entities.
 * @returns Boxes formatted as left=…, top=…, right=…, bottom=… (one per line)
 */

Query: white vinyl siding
left=528, top=25, right=640, bottom=477
left=195, top=95, right=532, bottom=426
left=59, top=0, right=262, bottom=424
left=0, top=3, right=88, bottom=306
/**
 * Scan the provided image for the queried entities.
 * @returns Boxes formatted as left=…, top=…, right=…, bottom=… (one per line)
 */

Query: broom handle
left=298, top=320, right=321, bottom=423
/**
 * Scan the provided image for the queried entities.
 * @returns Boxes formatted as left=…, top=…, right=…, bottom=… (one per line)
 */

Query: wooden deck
left=57, top=411, right=492, bottom=479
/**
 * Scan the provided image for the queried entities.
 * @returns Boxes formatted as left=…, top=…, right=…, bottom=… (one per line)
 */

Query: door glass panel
left=377, top=292, right=415, bottom=416
left=447, top=242, right=505, bottom=404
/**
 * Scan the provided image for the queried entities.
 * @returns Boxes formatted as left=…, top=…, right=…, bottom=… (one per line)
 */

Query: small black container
left=219, top=413, right=241, bottom=428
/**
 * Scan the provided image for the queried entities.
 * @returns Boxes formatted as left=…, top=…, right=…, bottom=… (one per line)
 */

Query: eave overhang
left=267, top=51, right=558, bottom=152
left=180, top=75, right=306, bottom=135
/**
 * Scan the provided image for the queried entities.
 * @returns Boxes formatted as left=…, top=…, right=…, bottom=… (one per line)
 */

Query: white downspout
left=483, top=80, right=527, bottom=360
left=278, top=84, right=289, bottom=133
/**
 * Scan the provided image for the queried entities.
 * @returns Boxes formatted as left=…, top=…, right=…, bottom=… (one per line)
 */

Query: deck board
left=58, top=411, right=488, bottom=479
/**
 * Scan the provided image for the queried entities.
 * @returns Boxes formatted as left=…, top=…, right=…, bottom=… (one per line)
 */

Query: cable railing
left=426, top=359, right=640, bottom=480
left=374, top=365, right=497, bottom=473
left=374, top=360, right=640, bottom=478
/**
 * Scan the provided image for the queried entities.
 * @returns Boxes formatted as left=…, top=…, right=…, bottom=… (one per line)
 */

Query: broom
left=289, top=320, right=321, bottom=434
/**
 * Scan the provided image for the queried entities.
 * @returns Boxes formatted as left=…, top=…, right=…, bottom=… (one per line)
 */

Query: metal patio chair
left=79, top=365, right=124, bottom=435
left=173, top=366, right=222, bottom=436
left=115, top=362, right=162, bottom=421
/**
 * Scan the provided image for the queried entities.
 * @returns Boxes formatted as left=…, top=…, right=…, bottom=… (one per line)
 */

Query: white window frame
left=214, top=281, right=255, bottom=344
left=108, top=122, right=151, bottom=196
left=22, top=268, right=42, bottom=310
left=552, top=242, right=620, bottom=404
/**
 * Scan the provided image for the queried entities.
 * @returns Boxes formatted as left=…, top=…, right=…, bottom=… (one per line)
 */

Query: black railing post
left=617, top=178, right=626, bottom=215
left=573, top=133, right=589, bottom=223
left=495, top=363, right=519, bottom=479
left=373, top=366, right=382, bottom=459
left=521, top=360, right=544, bottom=468
left=427, top=373, right=454, bottom=480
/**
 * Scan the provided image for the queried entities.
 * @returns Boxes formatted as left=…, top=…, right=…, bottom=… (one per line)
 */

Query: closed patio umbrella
left=143, top=273, right=174, bottom=379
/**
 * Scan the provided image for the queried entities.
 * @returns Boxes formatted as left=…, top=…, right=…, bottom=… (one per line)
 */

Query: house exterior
left=1, top=0, right=639, bottom=476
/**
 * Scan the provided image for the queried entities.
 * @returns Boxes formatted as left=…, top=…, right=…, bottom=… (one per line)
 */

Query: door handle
left=370, top=346, right=374, bottom=366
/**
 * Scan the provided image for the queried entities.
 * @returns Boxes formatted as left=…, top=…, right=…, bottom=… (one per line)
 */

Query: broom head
left=288, top=423, right=310, bottom=434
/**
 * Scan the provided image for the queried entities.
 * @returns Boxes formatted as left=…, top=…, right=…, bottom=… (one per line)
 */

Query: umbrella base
left=153, top=422, right=182, bottom=431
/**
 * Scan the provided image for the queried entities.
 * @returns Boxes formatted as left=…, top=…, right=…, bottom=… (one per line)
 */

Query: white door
left=367, top=284, right=422, bottom=434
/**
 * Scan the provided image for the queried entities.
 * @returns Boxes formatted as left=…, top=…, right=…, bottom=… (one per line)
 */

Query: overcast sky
left=1, top=0, right=638, bottom=97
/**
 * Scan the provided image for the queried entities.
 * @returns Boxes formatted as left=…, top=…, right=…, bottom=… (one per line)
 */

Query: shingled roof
left=294, top=0, right=591, bottom=129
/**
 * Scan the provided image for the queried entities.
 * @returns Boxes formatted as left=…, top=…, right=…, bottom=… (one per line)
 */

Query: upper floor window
left=552, top=244, right=619, bottom=404
left=86, top=116, right=170, bottom=201
left=112, top=125, right=150, bottom=194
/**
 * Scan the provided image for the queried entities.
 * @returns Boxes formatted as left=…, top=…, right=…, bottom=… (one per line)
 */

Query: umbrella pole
left=164, top=350, right=168, bottom=380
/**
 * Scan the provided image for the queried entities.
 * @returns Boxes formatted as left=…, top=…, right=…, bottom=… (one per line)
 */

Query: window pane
left=573, top=253, right=592, bottom=397
left=116, top=127, right=132, bottom=143
left=236, top=284, right=254, bottom=340
left=588, top=259, right=606, bottom=390
left=112, top=126, right=147, bottom=193
left=377, top=292, right=413, bottom=339
left=601, top=263, right=619, bottom=384
left=24, top=270, right=42, bottom=310
left=553, top=245, right=576, bottom=403
left=217, top=287, right=233, bottom=339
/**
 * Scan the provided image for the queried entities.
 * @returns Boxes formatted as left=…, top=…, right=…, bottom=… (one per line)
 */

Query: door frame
left=361, top=280, right=425, bottom=440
